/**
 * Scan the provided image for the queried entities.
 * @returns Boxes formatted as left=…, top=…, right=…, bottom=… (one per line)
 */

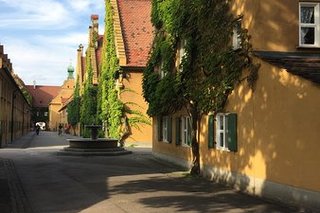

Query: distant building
left=75, top=10, right=154, bottom=143
left=25, top=84, right=60, bottom=129
left=76, top=14, right=103, bottom=92
left=0, top=44, right=31, bottom=146
left=48, top=65, right=75, bottom=131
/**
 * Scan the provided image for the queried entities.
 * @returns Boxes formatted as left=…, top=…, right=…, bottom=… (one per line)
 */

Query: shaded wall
left=120, top=71, right=152, bottom=143
left=0, top=59, right=31, bottom=146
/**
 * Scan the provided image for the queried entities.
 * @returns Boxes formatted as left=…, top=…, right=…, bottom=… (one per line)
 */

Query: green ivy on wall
left=143, top=0, right=259, bottom=174
left=97, top=0, right=123, bottom=139
left=67, top=78, right=80, bottom=135
left=80, top=44, right=99, bottom=137
left=97, top=0, right=151, bottom=142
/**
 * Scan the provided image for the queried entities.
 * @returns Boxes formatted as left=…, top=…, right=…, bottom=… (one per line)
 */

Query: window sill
left=216, top=147, right=230, bottom=152
left=181, top=143, right=191, bottom=148
left=296, top=46, right=320, bottom=50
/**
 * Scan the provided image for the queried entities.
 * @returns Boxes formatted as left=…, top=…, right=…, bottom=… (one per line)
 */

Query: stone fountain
left=58, top=125, right=131, bottom=156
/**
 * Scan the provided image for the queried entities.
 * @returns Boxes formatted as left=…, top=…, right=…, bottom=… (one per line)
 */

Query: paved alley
left=0, top=131, right=299, bottom=213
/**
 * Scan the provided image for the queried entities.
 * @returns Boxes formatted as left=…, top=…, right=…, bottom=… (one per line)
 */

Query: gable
left=115, top=0, right=153, bottom=67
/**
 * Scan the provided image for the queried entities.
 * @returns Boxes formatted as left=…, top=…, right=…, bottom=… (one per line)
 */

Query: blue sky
left=0, top=0, right=105, bottom=86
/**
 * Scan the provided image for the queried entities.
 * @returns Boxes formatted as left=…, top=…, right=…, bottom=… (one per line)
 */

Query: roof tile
left=117, top=0, right=153, bottom=67
left=25, top=85, right=60, bottom=108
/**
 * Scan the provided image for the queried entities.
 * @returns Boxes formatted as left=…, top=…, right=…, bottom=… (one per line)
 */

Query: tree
left=143, top=0, right=259, bottom=175
left=67, top=79, right=80, bottom=135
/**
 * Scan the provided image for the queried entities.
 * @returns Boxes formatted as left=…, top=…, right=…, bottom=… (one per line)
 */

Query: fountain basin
left=68, top=138, right=118, bottom=149
left=57, top=124, right=132, bottom=156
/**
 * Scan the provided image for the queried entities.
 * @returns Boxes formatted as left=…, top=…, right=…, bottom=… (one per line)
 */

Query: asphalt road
left=0, top=131, right=298, bottom=213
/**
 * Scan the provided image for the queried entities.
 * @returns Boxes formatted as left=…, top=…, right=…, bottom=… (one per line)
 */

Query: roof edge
left=110, top=0, right=127, bottom=66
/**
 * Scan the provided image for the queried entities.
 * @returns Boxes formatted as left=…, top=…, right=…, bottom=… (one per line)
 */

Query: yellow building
left=48, top=65, right=75, bottom=131
left=151, top=1, right=320, bottom=210
left=0, top=44, right=31, bottom=146
left=76, top=7, right=153, bottom=144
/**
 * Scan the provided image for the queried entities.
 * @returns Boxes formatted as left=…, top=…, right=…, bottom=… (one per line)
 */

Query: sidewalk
left=0, top=132, right=36, bottom=213
left=7, top=131, right=36, bottom=149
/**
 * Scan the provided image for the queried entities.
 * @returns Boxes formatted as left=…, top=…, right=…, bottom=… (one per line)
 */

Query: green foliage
left=97, top=0, right=123, bottom=139
left=67, top=80, right=80, bottom=127
left=144, top=0, right=259, bottom=174
left=97, top=0, right=152, bottom=140
left=143, top=0, right=259, bottom=117
left=21, top=88, right=32, bottom=105
left=80, top=46, right=98, bottom=138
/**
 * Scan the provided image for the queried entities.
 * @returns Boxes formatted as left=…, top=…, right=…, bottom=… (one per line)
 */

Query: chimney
left=33, top=80, right=36, bottom=89
left=91, top=14, right=99, bottom=34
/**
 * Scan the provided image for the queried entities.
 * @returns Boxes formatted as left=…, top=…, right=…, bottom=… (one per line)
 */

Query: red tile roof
left=26, top=85, right=60, bottom=108
left=117, top=0, right=153, bottom=67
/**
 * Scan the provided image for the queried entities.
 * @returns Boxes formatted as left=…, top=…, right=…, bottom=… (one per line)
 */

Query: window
left=158, top=116, right=172, bottom=143
left=178, top=40, right=187, bottom=72
left=44, top=112, right=48, bottom=117
left=160, top=61, right=166, bottom=79
left=176, top=116, right=191, bottom=146
left=181, top=116, right=191, bottom=146
left=207, top=113, right=237, bottom=152
left=232, top=21, right=241, bottom=49
left=216, top=113, right=227, bottom=149
left=162, top=116, right=168, bottom=141
left=299, top=3, right=320, bottom=47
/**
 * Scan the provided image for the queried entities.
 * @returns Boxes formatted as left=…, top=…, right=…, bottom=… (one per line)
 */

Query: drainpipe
left=22, top=102, right=24, bottom=136
left=10, top=89, right=18, bottom=143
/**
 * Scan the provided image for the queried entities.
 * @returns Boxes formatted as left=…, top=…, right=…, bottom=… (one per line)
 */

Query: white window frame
left=299, top=2, right=320, bottom=47
left=232, top=22, right=241, bottom=50
left=178, top=40, right=187, bottom=72
left=162, top=116, right=169, bottom=142
left=215, top=113, right=228, bottom=151
left=181, top=116, right=191, bottom=146
left=160, top=61, right=166, bottom=79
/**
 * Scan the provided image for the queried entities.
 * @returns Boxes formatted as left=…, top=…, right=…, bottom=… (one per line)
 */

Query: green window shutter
left=187, top=131, right=192, bottom=146
left=187, top=121, right=192, bottom=146
left=168, top=116, right=172, bottom=143
left=227, top=113, right=237, bottom=152
left=175, top=117, right=181, bottom=145
left=157, top=116, right=162, bottom=141
left=208, top=114, right=215, bottom=148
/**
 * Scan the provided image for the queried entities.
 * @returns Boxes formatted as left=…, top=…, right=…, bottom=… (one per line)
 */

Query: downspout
left=10, top=89, right=18, bottom=143
left=22, top=102, right=24, bottom=136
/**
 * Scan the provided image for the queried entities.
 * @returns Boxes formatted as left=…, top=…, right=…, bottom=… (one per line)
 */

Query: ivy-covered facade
left=72, top=1, right=153, bottom=144
left=143, top=0, right=320, bottom=210
left=97, top=0, right=153, bottom=144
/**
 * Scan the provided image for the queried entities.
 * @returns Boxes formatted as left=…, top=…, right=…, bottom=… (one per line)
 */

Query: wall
left=120, top=71, right=152, bottom=143
left=198, top=0, right=320, bottom=209
left=152, top=1, right=320, bottom=209
left=0, top=48, right=31, bottom=146
left=48, top=79, right=74, bottom=131
left=200, top=57, right=320, bottom=209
